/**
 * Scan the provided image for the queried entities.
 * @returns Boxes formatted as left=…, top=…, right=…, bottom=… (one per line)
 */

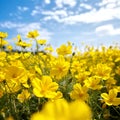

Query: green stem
left=35, top=39, right=39, bottom=53
left=0, top=38, right=3, bottom=51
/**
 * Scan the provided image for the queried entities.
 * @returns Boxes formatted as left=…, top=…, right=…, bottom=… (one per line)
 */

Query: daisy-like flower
left=32, top=76, right=59, bottom=98
left=27, top=30, right=39, bottom=39
left=50, top=55, right=70, bottom=80
left=101, top=88, right=120, bottom=106
left=70, top=83, right=89, bottom=101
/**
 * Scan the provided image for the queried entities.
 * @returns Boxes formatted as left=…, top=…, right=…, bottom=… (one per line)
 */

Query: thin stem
left=0, top=38, right=3, bottom=51
left=35, top=39, right=39, bottom=53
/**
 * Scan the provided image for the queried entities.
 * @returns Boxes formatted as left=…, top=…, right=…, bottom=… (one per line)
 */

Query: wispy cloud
left=80, top=3, right=92, bottom=10
left=0, top=21, right=24, bottom=29
left=95, top=24, right=120, bottom=36
left=17, top=6, right=29, bottom=12
left=55, top=0, right=77, bottom=8
left=44, top=0, right=51, bottom=4
left=42, top=9, right=68, bottom=18
left=42, top=0, right=120, bottom=24
left=98, top=0, right=120, bottom=7
left=0, top=21, right=52, bottom=40
left=31, top=6, right=42, bottom=16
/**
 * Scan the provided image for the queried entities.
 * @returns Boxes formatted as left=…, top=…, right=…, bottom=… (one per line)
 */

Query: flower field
left=0, top=31, right=120, bottom=120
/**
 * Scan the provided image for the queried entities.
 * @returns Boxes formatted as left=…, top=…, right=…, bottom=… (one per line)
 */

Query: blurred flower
left=35, top=65, right=42, bottom=76
left=37, top=39, right=47, bottom=45
left=116, top=66, right=120, bottom=75
left=27, top=30, right=39, bottom=39
left=30, top=99, right=92, bottom=120
left=0, top=51, right=6, bottom=61
left=56, top=43, right=72, bottom=56
left=0, top=39, right=8, bottom=46
left=44, top=46, right=54, bottom=52
left=0, top=32, right=8, bottom=39
left=7, top=45, right=13, bottom=51
left=0, top=71, right=5, bottom=82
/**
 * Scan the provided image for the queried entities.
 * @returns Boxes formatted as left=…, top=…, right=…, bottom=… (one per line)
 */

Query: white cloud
left=44, top=0, right=51, bottom=4
left=61, top=7, right=120, bottom=24
left=31, top=10, right=39, bottom=16
left=0, top=21, right=24, bottom=29
left=42, top=9, right=68, bottom=17
left=17, top=23, right=41, bottom=34
left=18, top=6, right=29, bottom=12
left=55, top=0, right=76, bottom=8
left=80, top=3, right=92, bottom=10
left=0, top=21, right=52, bottom=40
left=95, top=24, right=120, bottom=36
left=43, top=1, right=120, bottom=24
left=98, top=0, right=119, bottom=6
left=42, top=9, right=69, bottom=22
left=17, top=23, right=52, bottom=40
left=41, top=0, right=120, bottom=24
left=31, top=6, right=42, bottom=16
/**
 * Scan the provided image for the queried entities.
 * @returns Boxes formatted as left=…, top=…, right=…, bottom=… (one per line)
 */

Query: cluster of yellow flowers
left=0, top=31, right=120, bottom=120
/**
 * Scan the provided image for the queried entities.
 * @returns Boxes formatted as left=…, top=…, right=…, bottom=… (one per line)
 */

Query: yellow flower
left=69, top=100, right=92, bottom=120
left=16, top=41, right=32, bottom=48
left=37, top=39, right=47, bottom=45
left=50, top=55, right=70, bottom=80
left=7, top=53, right=21, bottom=61
left=0, top=71, right=5, bottom=82
left=30, top=112, right=50, bottom=120
left=101, top=89, right=120, bottom=106
left=17, top=41, right=32, bottom=48
left=0, top=32, right=8, bottom=39
left=5, top=65, right=28, bottom=84
left=75, top=71, right=90, bottom=83
left=84, top=76, right=103, bottom=90
left=70, top=83, right=89, bottom=101
left=35, top=65, right=42, bottom=75
left=31, top=99, right=69, bottom=120
left=116, top=66, right=120, bottom=75
left=93, top=63, right=112, bottom=80
left=30, top=99, right=92, bottom=120
left=4, top=80, right=21, bottom=93
left=44, top=46, right=54, bottom=52
left=106, top=77, right=116, bottom=90
left=56, top=43, right=72, bottom=56
left=17, top=89, right=31, bottom=103
left=0, top=39, right=8, bottom=46
left=27, top=30, right=39, bottom=39
left=16, top=34, right=32, bottom=48
left=32, top=76, right=59, bottom=98
left=70, top=60, right=86, bottom=74
left=17, top=34, right=22, bottom=42
left=50, top=91, right=63, bottom=101
left=0, top=51, right=6, bottom=61
left=7, top=45, right=13, bottom=51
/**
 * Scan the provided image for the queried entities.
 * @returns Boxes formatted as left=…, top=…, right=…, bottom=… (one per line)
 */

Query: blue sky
left=0, top=0, right=120, bottom=50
